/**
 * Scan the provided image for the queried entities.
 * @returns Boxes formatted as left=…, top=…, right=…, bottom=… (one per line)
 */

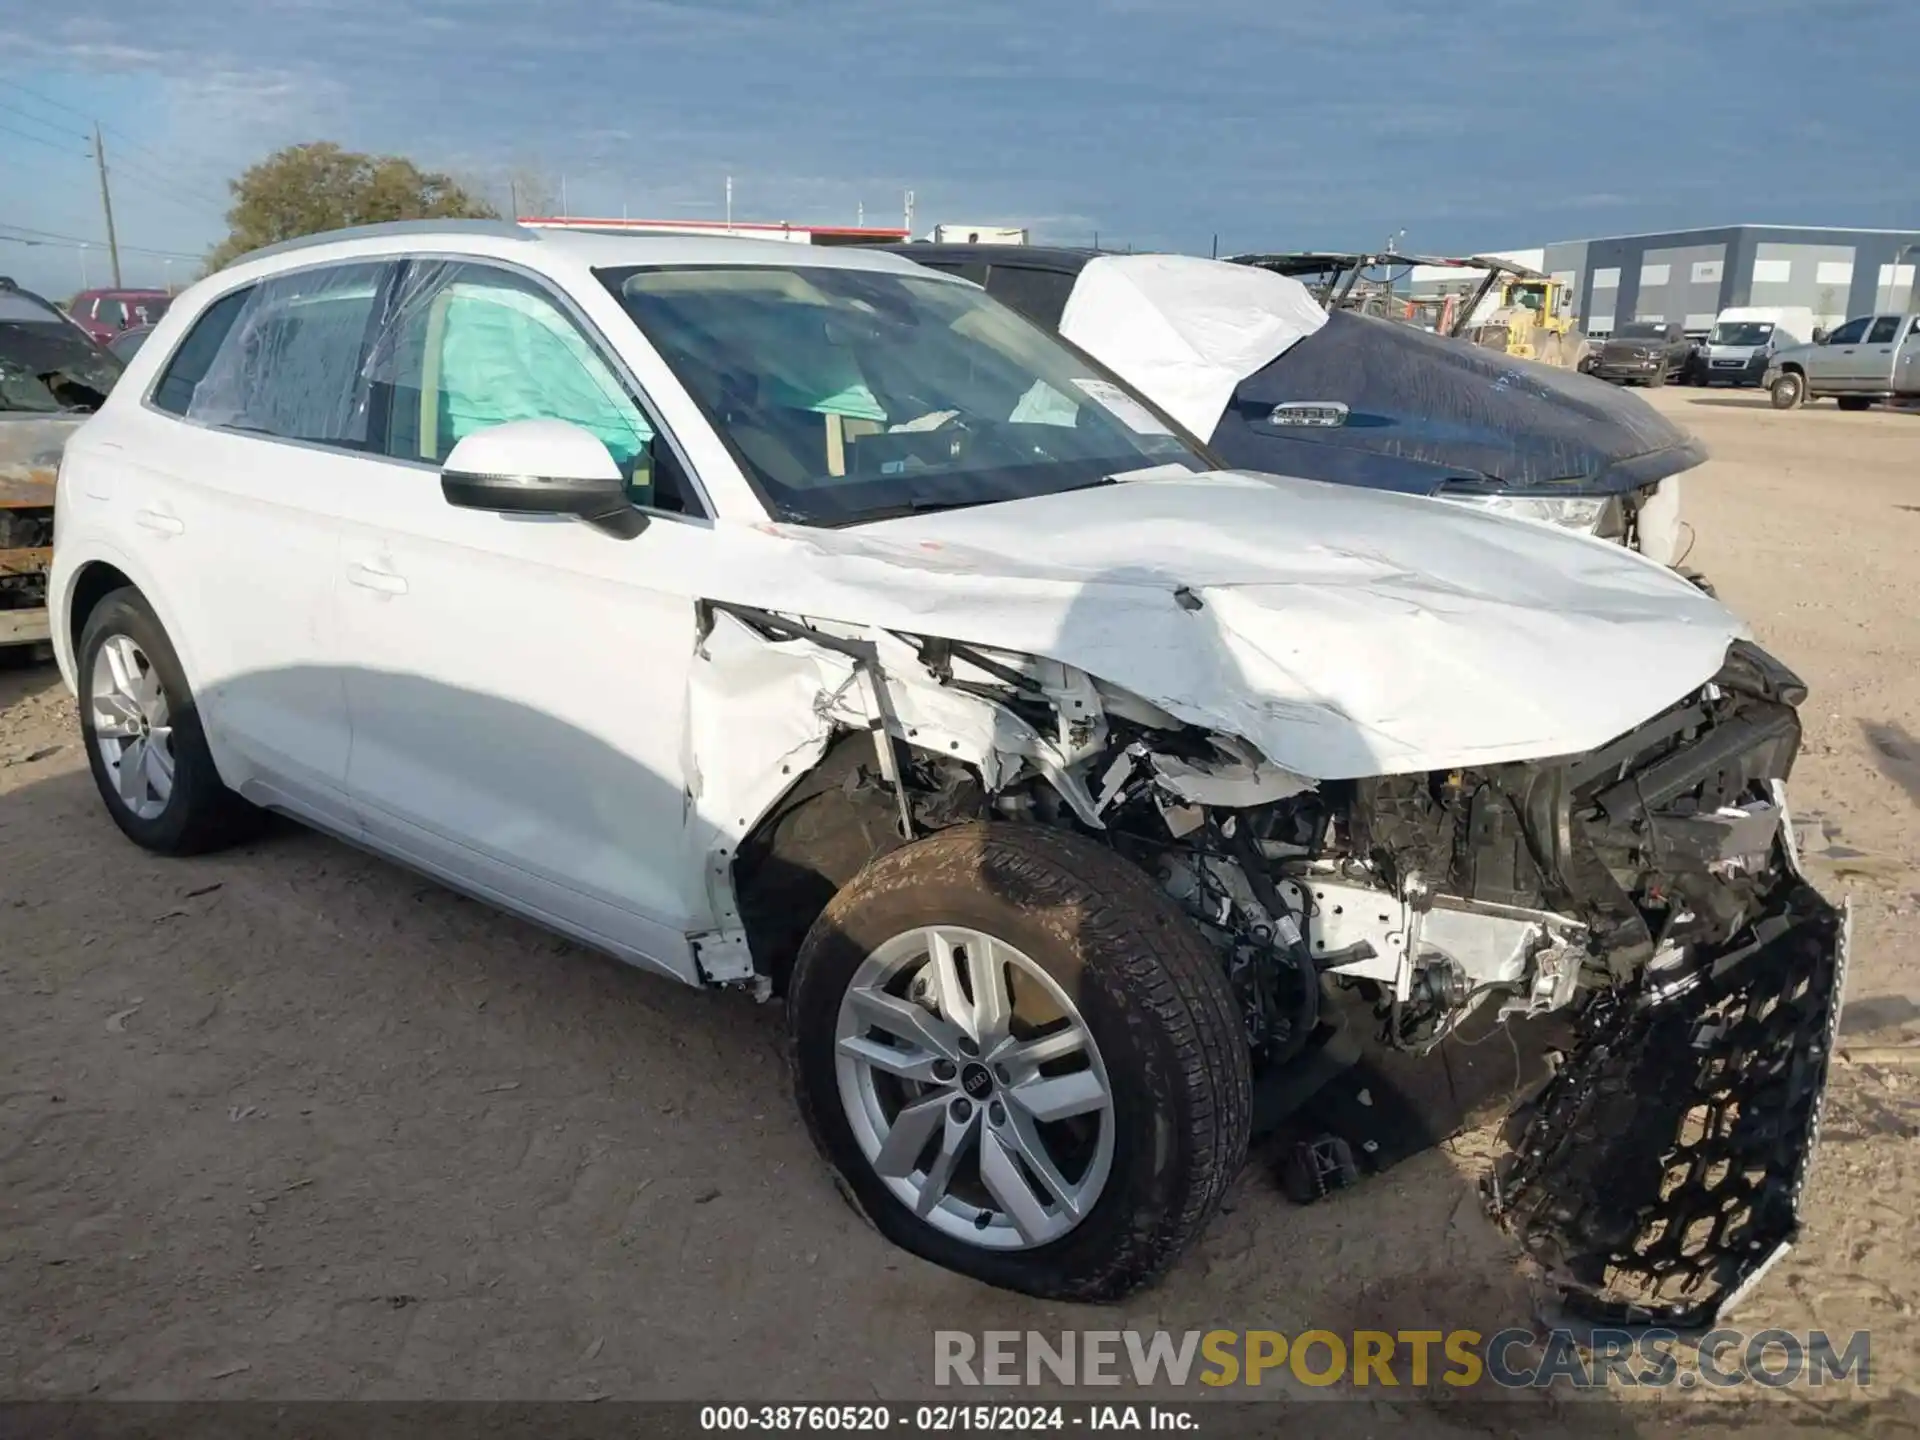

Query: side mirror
left=1811, top=328, right=1828, bottom=345
left=441, top=419, right=646, bottom=539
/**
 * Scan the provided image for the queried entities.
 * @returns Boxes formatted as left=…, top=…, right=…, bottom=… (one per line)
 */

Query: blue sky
left=1, top=0, right=1915, bottom=297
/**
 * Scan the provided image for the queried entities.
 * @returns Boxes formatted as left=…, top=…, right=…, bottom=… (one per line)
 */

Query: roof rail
left=232, top=218, right=536, bottom=267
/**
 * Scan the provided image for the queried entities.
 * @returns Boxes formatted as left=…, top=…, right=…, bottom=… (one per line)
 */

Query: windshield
left=1613, top=322, right=1671, bottom=340
left=0, top=292, right=123, bottom=413
left=1710, top=321, right=1774, bottom=346
left=601, top=264, right=1204, bottom=525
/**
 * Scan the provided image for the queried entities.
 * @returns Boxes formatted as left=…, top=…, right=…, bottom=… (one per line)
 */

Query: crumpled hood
left=1213, top=311, right=1704, bottom=496
left=710, top=471, right=1745, bottom=779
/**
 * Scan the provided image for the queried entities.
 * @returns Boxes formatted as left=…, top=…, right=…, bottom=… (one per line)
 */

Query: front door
left=332, top=259, right=712, bottom=980
left=1809, top=316, right=1873, bottom=389
left=132, top=261, right=400, bottom=829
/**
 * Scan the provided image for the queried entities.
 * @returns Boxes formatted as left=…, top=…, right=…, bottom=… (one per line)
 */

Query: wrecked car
left=2, top=278, right=124, bottom=649
left=884, top=244, right=1704, bottom=571
left=51, top=223, right=1844, bottom=1322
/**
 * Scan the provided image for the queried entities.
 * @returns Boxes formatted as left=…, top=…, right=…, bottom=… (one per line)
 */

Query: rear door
left=1897, top=316, right=1920, bottom=395
left=1858, top=314, right=1904, bottom=389
left=131, top=260, right=397, bottom=826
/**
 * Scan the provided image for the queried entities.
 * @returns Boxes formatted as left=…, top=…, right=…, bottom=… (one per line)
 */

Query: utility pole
left=92, top=122, right=122, bottom=287
left=509, top=176, right=519, bottom=218
left=903, top=189, right=914, bottom=236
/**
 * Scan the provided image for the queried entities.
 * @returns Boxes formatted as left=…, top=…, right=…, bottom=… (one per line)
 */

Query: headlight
left=1435, top=493, right=1609, bottom=532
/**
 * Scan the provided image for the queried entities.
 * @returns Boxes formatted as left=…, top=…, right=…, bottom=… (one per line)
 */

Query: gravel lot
left=2, top=388, right=1916, bottom=1421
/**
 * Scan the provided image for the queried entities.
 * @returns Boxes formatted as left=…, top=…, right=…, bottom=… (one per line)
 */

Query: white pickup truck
left=1766, top=311, right=1920, bottom=409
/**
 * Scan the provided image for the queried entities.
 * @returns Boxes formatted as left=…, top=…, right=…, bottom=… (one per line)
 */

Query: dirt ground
left=2, top=388, right=1917, bottom=1422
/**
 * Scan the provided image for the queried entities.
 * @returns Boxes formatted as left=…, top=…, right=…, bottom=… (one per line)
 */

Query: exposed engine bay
left=702, top=603, right=1846, bottom=1329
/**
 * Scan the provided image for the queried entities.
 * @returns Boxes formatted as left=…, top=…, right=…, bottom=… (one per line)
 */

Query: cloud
left=0, top=0, right=1913, bottom=292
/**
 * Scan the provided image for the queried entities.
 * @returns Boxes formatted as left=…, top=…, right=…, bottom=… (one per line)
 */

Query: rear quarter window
left=151, top=288, right=254, bottom=416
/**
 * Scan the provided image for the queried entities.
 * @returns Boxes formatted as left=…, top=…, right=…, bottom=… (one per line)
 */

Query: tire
left=1836, top=396, right=1873, bottom=412
left=1770, top=372, right=1806, bottom=410
left=78, top=588, right=259, bottom=854
left=788, top=822, right=1251, bottom=1301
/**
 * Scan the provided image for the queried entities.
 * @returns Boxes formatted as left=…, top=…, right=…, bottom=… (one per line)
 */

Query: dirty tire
left=788, top=822, right=1251, bottom=1301
left=79, top=588, right=259, bottom=855
left=1770, top=372, right=1806, bottom=410
left=1836, top=396, right=1874, bottom=412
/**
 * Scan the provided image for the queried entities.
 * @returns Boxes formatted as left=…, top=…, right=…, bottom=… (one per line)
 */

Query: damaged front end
left=706, top=602, right=1844, bottom=1325
left=0, top=417, right=70, bottom=649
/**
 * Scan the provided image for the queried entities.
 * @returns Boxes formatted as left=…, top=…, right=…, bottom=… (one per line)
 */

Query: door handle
left=134, top=507, right=185, bottom=537
left=346, top=561, right=409, bottom=596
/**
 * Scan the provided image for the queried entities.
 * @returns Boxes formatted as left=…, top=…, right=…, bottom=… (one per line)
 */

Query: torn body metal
left=691, top=491, right=1843, bottom=1323
left=0, top=417, right=77, bottom=648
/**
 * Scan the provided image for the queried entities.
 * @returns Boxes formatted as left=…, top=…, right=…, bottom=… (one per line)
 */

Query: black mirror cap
left=441, top=470, right=648, bottom=539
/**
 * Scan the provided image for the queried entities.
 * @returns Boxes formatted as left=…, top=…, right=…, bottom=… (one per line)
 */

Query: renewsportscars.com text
left=934, top=1328, right=1872, bottom=1390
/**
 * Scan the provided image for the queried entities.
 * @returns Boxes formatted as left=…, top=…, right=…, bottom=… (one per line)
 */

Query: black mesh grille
left=1489, top=879, right=1846, bottom=1328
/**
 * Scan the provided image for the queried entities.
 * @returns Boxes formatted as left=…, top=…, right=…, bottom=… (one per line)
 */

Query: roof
left=1545, top=223, right=1920, bottom=247
left=524, top=216, right=911, bottom=240
left=217, top=220, right=939, bottom=286
left=873, top=242, right=1105, bottom=271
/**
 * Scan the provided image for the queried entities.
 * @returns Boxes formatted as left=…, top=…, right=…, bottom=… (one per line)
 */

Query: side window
left=178, top=262, right=393, bottom=447
left=366, top=263, right=682, bottom=511
left=151, top=287, right=254, bottom=415
left=1826, top=317, right=1872, bottom=345
left=1867, top=315, right=1901, bottom=344
left=1908, top=317, right=1920, bottom=340
left=984, top=266, right=1075, bottom=331
left=96, top=298, right=126, bottom=329
left=921, top=259, right=990, bottom=286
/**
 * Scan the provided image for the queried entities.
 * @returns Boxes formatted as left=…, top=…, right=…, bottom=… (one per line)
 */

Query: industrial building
left=1413, top=224, right=1920, bottom=337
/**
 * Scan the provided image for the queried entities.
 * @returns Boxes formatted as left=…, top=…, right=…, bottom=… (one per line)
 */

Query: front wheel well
left=67, top=561, right=135, bottom=659
left=733, top=730, right=1015, bottom=993
left=733, top=732, right=913, bottom=995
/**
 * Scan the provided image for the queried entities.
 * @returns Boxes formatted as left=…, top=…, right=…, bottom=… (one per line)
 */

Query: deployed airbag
left=1058, top=255, right=1326, bottom=439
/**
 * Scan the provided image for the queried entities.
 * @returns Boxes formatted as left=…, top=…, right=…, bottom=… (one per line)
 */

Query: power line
left=89, top=152, right=225, bottom=223
left=0, top=97, right=83, bottom=142
left=0, top=119, right=85, bottom=156
left=0, top=222, right=200, bottom=260
left=0, top=75, right=90, bottom=122
left=0, top=76, right=230, bottom=209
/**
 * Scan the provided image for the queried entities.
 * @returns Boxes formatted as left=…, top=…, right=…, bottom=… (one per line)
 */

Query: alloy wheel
left=89, top=634, right=175, bottom=821
left=834, top=925, right=1114, bottom=1251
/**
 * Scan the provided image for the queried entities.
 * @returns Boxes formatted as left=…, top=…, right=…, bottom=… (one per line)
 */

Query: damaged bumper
left=0, top=421, right=69, bottom=649
left=1488, top=878, right=1848, bottom=1329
